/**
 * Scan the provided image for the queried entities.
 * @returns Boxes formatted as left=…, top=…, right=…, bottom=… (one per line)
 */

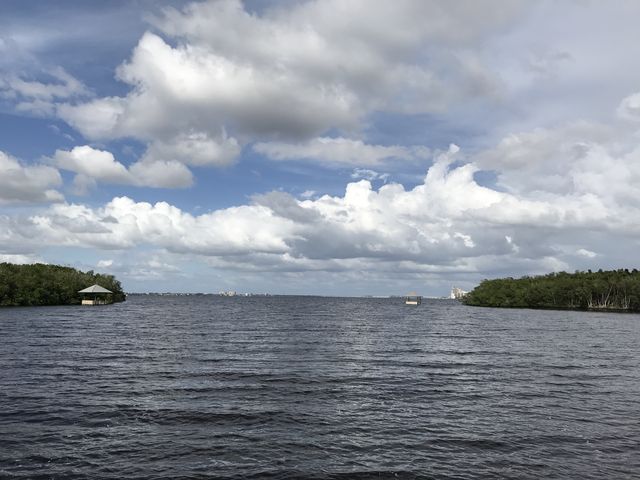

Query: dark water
left=1, top=296, right=639, bottom=479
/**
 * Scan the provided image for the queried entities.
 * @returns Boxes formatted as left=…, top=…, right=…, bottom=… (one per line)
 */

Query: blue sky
left=2, top=0, right=640, bottom=295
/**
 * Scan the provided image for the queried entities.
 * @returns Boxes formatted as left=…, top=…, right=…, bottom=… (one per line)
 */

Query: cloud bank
left=4, top=140, right=637, bottom=286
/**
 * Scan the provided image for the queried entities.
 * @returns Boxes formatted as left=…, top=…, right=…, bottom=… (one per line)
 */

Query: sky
left=1, top=0, right=640, bottom=296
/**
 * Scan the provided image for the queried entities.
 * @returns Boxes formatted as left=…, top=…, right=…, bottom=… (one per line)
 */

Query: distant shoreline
left=0, top=263, right=126, bottom=307
left=463, top=269, right=640, bottom=313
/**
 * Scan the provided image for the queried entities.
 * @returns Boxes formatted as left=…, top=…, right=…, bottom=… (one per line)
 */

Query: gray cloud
left=254, top=137, right=430, bottom=167
left=55, top=0, right=528, bottom=165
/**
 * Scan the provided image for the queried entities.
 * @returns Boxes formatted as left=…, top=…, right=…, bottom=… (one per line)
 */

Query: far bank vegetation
left=0, top=263, right=126, bottom=307
left=463, top=269, right=640, bottom=312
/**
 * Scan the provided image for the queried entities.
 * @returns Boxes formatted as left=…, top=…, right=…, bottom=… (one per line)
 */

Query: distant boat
left=404, top=292, right=422, bottom=305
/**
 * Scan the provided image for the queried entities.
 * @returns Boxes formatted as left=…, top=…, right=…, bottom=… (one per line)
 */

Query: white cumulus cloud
left=1, top=143, right=632, bottom=282
left=0, top=151, right=63, bottom=204
left=53, top=145, right=193, bottom=190
left=54, top=145, right=132, bottom=184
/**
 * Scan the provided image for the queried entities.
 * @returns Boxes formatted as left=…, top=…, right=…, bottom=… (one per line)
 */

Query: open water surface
left=1, top=296, right=639, bottom=479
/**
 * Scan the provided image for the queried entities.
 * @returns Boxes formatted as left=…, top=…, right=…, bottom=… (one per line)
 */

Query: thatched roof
left=78, top=284, right=112, bottom=294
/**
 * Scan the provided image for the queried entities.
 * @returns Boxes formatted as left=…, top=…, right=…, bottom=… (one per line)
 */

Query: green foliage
left=463, top=269, right=640, bottom=311
left=0, top=263, right=126, bottom=307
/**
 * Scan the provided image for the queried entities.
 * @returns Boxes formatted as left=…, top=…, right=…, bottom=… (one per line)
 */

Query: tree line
left=0, top=263, right=126, bottom=307
left=462, top=269, right=640, bottom=311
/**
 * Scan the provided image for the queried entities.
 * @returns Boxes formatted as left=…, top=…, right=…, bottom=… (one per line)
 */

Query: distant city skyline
left=1, top=1, right=640, bottom=295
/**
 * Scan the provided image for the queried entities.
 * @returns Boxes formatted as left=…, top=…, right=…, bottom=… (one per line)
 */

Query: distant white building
left=450, top=287, right=467, bottom=299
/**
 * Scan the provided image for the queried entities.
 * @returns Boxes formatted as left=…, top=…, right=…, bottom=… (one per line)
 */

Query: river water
left=1, top=296, right=638, bottom=479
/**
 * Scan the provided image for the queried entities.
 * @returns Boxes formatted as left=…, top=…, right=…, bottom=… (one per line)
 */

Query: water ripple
left=1, top=296, right=639, bottom=479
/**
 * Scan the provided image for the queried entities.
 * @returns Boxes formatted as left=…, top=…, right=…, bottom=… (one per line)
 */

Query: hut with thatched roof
left=78, top=284, right=113, bottom=305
